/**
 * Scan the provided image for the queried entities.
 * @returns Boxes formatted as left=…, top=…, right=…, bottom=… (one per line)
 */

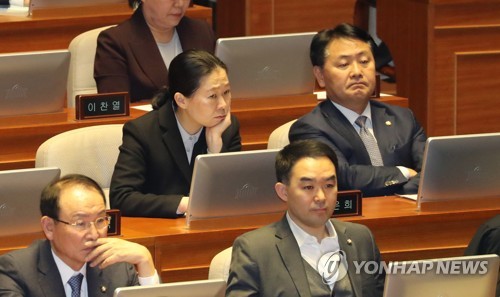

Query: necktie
left=355, top=116, right=384, bottom=166
left=68, top=273, right=84, bottom=297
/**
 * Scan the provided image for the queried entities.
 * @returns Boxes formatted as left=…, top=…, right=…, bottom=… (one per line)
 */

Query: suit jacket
left=289, top=100, right=426, bottom=197
left=109, top=102, right=241, bottom=218
left=94, top=6, right=216, bottom=102
left=226, top=216, right=385, bottom=297
left=0, top=240, right=138, bottom=297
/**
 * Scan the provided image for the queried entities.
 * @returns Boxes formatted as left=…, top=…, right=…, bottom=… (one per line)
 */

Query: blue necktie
left=68, top=273, right=83, bottom=297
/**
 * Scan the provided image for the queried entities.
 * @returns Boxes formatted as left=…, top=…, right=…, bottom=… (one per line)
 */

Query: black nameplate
left=332, top=190, right=363, bottom=217
left=75, top=92, right=130, bottom=120
left=106, top=209, right=121, bottom=236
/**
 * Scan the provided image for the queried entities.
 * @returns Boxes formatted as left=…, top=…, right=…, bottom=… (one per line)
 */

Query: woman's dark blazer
left=94, top=5, right=216, bottom=102
left=109, top=102, right=241, bottom=218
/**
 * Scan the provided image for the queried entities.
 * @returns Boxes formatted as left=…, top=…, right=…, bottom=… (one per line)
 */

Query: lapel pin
left=347, top=238, right=352, bottom=245
left=385, top=121, right=392, bottom=126
left=100, top=286, right=107, bottom=293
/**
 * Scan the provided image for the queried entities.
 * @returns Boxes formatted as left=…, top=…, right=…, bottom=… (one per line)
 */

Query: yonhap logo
left=317, top=250, right=349, bottom=285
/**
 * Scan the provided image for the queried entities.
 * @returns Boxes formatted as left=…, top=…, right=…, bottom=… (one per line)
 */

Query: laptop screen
left=113, top=279, right=226, bottom=297
left=0, top=167, right=60, bottom=236
left=417, top=132, right=500, bottom=208
left=187, top=149, right=285, bottom=227
left=215, top=32, right=316, bottom=99
left=383, top=254, right=499, bottom=297
left=0, top=50, right=69, bottom=117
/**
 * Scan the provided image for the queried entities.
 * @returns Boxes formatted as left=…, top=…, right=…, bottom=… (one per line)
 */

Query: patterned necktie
left=355, top=116, right=384, bottom=166
left=68, top=273, right=84, bottom=297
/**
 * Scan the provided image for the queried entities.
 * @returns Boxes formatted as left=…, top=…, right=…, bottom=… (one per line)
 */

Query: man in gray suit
left=226, top=140, right=384, bottom=297
left=289, top=23, right=426, bottom=197
left=0, top=174, right=159, bottom=297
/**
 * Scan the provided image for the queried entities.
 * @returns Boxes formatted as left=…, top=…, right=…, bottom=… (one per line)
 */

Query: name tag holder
left=106, top=209, right=121, bottom=236
left=332, top=190, right=363, bottom=217
left=75, top=92, right=130, bottom=120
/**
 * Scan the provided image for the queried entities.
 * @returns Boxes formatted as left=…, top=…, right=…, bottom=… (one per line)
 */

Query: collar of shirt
left=286, top=212, right=341, bottom=272
left=51, top=249, right=88, bottom=297
left=174, top=108, right=203, bottom=164
left=330, top=100, right=373, bottom=133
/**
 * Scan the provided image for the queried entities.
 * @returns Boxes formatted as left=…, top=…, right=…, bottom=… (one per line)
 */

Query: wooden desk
left=377, top=0, right=500, bottom=136
left=0, top=5, right=212, bottom=54
left=1, top=196, right=497, bottom=283
left=0, top=95, right=408, bottom=171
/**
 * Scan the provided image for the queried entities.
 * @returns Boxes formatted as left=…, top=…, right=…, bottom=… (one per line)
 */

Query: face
left=275, top=157, right=338, bottom=238
left=41, top=185, right=107, bottom=271
left=142, top=0, right=190, bottom=30
left=314, top=38, right=376, bottom=114
left=175, top=67, right=231, bottom=133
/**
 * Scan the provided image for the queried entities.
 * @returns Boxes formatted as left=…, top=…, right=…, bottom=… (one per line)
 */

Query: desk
left=1, top=196, right=498, bottom=283
left=0, top=5, right=212, bottom=54
left=0, top=95, right=408, bottom=171
left=378, top=0, right=500, bottom=136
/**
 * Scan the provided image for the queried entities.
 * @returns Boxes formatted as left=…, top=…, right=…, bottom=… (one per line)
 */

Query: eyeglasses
left=52, top=216, right=111, bottom=231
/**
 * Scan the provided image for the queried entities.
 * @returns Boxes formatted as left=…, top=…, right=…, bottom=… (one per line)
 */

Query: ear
left=313, top=66, right=326, bottom=88
left=275, top=182, right=289, bottom=203
left=174, top=92, right=188, bottom=110
left=41, top=216, right=55, bottom=240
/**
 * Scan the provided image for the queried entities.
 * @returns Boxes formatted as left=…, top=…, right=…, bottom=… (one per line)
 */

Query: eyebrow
left=299, top=175, right=336, bottom=182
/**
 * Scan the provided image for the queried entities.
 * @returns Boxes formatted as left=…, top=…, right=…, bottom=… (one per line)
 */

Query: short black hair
left=310, top=23, right=373, bottom=67
left=40, top=174, right=106, bottom=219
left=275, top=140, right=338, bottom=185
left=151, top=49, right=228, bottom=109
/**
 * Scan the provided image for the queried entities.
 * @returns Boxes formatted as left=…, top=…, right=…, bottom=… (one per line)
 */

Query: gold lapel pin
left=100, top=286, right=107, bottom=293
left=385, top=121, right=392, bottom=126
left=347, top=238, right=352, bottom=245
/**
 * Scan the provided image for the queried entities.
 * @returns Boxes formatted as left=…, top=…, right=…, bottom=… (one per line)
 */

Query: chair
left=267, top=119, right=297, bottom=149
left=208, top=247, right=232, bottom=282
left=35, top=124, right=123, bottom=208
left=66, top=25, right=115, bottom=108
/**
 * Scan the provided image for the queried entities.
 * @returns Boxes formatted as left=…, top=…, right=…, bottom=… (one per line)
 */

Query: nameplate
left=106, top=209, right=121, bottom=236
left=332, top=190, right=363, bottom=217
left=75, top=92, right=129, bottom=120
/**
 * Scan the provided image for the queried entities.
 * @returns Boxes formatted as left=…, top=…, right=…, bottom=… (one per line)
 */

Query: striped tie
left=355, top=116, right=384, bottom=166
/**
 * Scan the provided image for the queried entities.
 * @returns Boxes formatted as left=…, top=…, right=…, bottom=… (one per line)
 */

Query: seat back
left=67, top=25, right=114, bottom=108
left=267, top=119, right=297, bottom=149
left=208, top=247, right=232, bottom=282
left=35, top=124, right=123, bottom=208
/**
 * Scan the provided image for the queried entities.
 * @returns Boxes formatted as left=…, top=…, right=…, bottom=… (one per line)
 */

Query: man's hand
left=85, top=238, right=155, bottom=277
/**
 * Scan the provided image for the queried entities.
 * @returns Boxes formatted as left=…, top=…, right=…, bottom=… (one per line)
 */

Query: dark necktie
left=68, top=273, right=83, bottom=297
left=355, top=116, right=384, bottom=166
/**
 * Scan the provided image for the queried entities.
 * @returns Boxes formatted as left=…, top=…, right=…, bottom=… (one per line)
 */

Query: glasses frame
left=52, top=215, right=112, bottom=231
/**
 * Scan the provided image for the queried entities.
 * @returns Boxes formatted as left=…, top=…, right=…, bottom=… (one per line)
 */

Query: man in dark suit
left=289, top=23, right=426, bottom=197
left=226, top=140, right=385, bottom=297
left=0, top=174, right=159, bottom=297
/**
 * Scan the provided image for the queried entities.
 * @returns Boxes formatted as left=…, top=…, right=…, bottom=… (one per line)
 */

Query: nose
left=314, top=188, right=327, bottom=204
left=350, top=62, right=363, bottom=79
left=217, top=95, right=228, bottom=111
left=174, top=0, right=186, bottom=7
left=86, top=222, right=100, bottom=240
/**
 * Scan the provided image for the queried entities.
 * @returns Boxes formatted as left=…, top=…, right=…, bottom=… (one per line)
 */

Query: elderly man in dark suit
left=0, top=174, right=159, bottom=297
left=226, top=140, right=385, bottom=297
left=289, top=23, right=426, bottom=197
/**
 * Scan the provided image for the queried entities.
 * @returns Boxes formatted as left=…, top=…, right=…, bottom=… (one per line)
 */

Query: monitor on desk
left=383, top=254, right=499, bottom=297
left=0, top=167, right=60, bottom=236
left=0, top=50, right=70, bottom=117
left=215, top=32, right=316, bottom=99
left=416, top=132, right=500, bottom=208
left=113, top=279, right=226, bottom=297
left=187, top=149, right=285, bottom=227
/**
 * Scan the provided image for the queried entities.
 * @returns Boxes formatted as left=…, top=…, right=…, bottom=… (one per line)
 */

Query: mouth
left=348, top=82, right=368, bottom=89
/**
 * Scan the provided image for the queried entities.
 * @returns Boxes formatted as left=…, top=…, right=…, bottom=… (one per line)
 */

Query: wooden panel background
left=378, top=0, right=500, bottom=136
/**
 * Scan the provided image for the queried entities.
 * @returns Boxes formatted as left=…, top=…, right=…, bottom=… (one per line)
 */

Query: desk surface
left=1, top=196, right=498, bottom=282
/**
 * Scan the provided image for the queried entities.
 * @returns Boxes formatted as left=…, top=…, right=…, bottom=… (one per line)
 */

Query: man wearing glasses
left=0, top=174, right=159, bottom=296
